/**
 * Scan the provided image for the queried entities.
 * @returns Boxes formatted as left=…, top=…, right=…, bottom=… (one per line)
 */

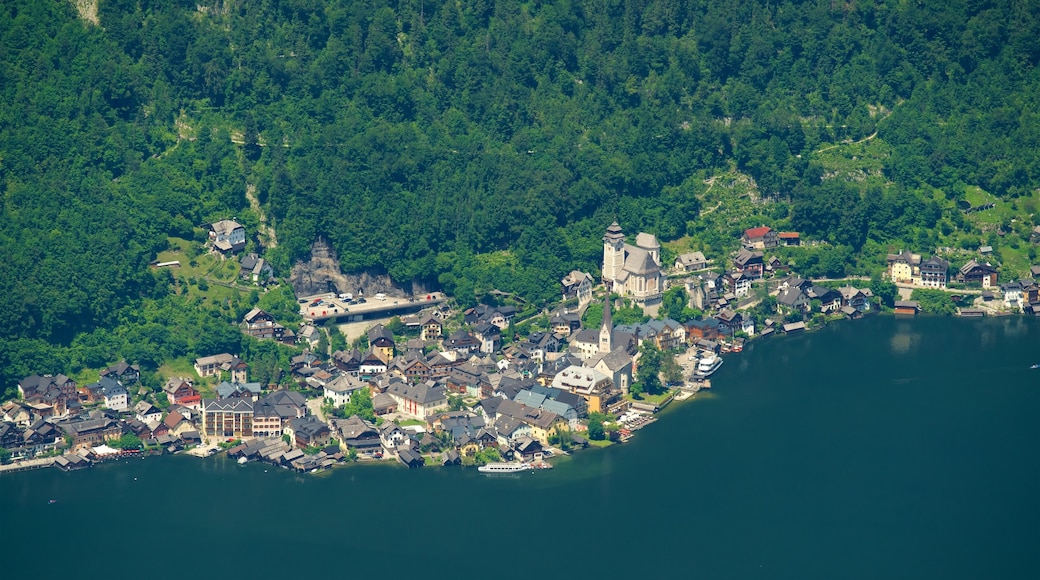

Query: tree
left=474, top=447, right=501, bottom=466
left=111, top=433, right=142, bottom=451
left=448, top=394, right=466, bottom=411
left=587, top=416, right=605, bottom=441
left=870, top=274, right=898, bottom=308
left=661, top=354, right=684, bottom=386
left=637, top=342, right=664, bottom=395
left=661, top=286, right=689, bottom=321
left=0, top=447, right=10, bottom=464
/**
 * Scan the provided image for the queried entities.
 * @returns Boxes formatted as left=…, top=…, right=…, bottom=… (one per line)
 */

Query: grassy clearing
left=158, top=358, right=199, bottom=381
left=812, top=138, right=893, bottom=190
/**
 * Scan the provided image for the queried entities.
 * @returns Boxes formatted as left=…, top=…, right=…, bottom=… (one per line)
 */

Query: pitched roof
left=743, top=226, right=772, bottom=239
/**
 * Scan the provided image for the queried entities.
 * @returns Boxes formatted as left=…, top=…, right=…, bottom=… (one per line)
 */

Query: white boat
left=237, top=456, right=248, bottom=465
left=696, top=354, right=724, bottom=377
left=478, top=462, right=531, bottom=474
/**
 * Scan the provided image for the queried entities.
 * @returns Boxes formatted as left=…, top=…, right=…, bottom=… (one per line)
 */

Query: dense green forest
left=2, top=0, right=1039, bottom=394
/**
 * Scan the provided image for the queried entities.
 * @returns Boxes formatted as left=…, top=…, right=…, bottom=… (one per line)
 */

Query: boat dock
left=0, top=457, right=56, bottom=475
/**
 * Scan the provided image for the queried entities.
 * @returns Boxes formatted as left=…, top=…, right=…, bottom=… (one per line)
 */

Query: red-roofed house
left=742, top=226, right=778, bottom=250
left=778, top=232, right=800, bottom=246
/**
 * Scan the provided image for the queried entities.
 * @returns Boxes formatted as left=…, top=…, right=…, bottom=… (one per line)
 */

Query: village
left=3, top=219, right=1038, bottom=475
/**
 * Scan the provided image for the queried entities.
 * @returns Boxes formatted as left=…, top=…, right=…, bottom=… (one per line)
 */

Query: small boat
left=237, top=456, right=248, bottom=465
left=48, top=499, right=57, bottom=504
left=1031, top=363, right=1040, bottom=369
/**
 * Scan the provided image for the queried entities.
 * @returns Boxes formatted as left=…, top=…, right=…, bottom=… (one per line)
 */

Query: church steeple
left=599, top=296, right=613, bottom=353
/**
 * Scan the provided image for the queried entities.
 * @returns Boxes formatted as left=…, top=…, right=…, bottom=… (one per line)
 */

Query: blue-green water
left=4, top=316, right=1039, bottom=579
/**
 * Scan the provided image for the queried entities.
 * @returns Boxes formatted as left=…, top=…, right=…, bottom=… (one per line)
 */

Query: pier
left=0, top=457, right=56, bottom=475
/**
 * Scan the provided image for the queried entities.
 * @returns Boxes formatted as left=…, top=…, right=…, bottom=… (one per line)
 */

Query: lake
left=3, top=315, right=1038, bottom=579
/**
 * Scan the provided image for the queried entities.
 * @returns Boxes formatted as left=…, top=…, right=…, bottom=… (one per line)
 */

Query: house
left=388, top=352, right=432, bottom=382
left=473, top=321, right=502, bottom=353
left=1001, top=281, right=1025, bottom=310
left=216, top=381, right=263, bottom=401
left=332, top=349, right=363, bottom=374
left=561, top=270, right=595, bottom=304
left=358, top=348, right=388, bottom=379
left=252, top=390, right=307, bottom=438
left=384, top=381, right=448, bottom=420
left=592, top=349, right=634, bottom=396
left=549, top=312, right=581, bottom=337
left=782, top=322, right=806, bottom=333
left=134, top=401, right=163, bottom=424
left=686, top=317, right=723, bottom=341
left=209, top=219, right=246, bottom=254
left=98, top=378, right=129, bottom=412
left=418, top=314, right=443, bottom=341
left=765, top=255, right=785, bottom=273
left=163, top=377, right=200, bottom=408
left=379, top=422, right=407, bottom=451
left=777, top=287, right=810, bottom=314
left=239, top=253, right=273, bottom=284
left=550, top=366, right=615, bottom=414
left=957, top=260, right=999, bottom=288
left=601, top=222, right=665, bottom=304
left=284, top=416, right=331, bottom=449
left=241, top=309, right=286, bottom=341
left=324, top=374, right=367, bottom=407
left=514, top=436, right=544, bottom=462
left=839, top=286, right=874, bottom=312
left=162, top=410, right=195, bottom=437
left=444, top=329, right=479, bottom=356
left=742, top=226, right=778, bottom=250
left=332, top=415, right=381, bottom=456
left=733, top=248, right=765, bottom=279
left=368, top=324, right=396, bottom=361
left=887, top=251, right=921, bottom=284
left=201, top=398, right=254, bottom=439
left=100, top=361, right=140, bottom=385
left=806, top=285, right=843, bottom=313
left=61, top=417, right=122, bottom=451
left=194, top=353, right=248, bottom=382
left=918, top=256, right=949, bottom=289
left=724, top=270, right=753, bottom=297
left=492, top=399, right=566, bottom=445
left=674, top=252, right=707, bottom=273
left=778, top=232, right=800, bottom=246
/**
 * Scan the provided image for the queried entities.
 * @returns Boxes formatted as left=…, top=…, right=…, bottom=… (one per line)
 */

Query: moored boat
left=478, top=462, right=531, bottom=474
left=696, top=354, right=724, bottom=377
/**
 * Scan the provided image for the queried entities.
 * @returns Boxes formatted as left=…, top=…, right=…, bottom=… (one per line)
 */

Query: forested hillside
left=2, top=0, right=1039, bottom=391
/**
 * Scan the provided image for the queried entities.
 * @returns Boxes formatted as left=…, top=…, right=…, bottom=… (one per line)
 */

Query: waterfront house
left=838, top=286, right=874, bottom=312
left=686, top=317, right=723, bottom=341
left=806, top=285, right=843, bottom=313
left=777, top=287, right=810, bottom=314
left=163, top=410, right=196, bottom=438
left=163, top=377, right=200, bottom=408
left=1001, top=281, right=1025, bottom=310
left=514, top=437, right=544, bottom=462
left=252, top=391, right=308, bottom=438
left=397, top=448, right=424, bottom=468
left=379, top=422, right=407, bottom=452
left=919, top=256, right=949, bottom=289
left=333, top=415, right=382, bottom=456
left=285, top=416, right=331, bottom=449
left=201, top=398, right=254, bottom=439
left=742, top=226, right=779, bottom=250
left=61, top=417, right=122, bottom=451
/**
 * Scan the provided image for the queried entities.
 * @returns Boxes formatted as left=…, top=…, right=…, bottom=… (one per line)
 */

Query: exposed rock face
left=290, top=238, right=429, bottom=298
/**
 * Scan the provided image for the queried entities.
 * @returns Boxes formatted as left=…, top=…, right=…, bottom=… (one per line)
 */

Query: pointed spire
left=601, top=295, right=612, bottom=331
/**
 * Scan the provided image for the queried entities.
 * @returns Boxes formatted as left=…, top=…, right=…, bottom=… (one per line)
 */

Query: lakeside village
left=4, top=219, right=1040, bottom=475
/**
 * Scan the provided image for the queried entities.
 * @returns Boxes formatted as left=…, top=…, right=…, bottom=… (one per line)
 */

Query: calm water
left=3, top=316, right=1039, bottom=579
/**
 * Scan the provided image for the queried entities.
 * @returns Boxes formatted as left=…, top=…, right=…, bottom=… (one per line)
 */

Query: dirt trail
left=246, top=184, right=278, bottom=248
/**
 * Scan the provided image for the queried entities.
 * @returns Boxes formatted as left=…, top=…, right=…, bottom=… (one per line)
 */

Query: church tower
left=599, top=296, right=613, bottom=354
left=602, top=221, right=626, bottom=286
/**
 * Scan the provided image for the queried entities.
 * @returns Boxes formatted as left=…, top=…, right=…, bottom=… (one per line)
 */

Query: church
left=601, top=221, right=665, bottom=305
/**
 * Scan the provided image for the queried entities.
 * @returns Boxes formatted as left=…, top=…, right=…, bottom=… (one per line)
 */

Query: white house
left=209, top=219, right=246, bottom=253
left=324, top=374, right=366, bottom=407
left=102, top=382, right=129, bottom=412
